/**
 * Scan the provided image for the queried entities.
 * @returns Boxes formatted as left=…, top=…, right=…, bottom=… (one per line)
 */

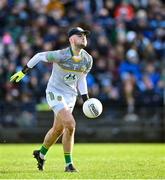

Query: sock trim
left=64, top=152, right=73, bottom=165
left=40, top=144, right=48, bottom=156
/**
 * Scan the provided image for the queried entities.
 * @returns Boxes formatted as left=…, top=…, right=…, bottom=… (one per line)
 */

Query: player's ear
left=69, top=36, right=75, bottom=44
left=69, top=37, right=72, bottom=44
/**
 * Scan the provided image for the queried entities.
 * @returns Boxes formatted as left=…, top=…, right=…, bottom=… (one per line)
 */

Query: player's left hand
left=10, top=71, right=25, bottom=82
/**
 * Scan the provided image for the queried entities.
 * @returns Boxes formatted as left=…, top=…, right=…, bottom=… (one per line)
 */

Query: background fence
left=0, top=103, right=164, bottom=143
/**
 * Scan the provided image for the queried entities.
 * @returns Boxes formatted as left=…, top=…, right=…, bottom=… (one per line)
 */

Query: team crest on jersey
left=64, top=73, right=78, bottom=86
left=57, top=96, right=62, bottom=101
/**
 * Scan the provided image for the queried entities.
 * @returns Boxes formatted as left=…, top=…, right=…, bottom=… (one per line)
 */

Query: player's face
left=72, top=33, right=87, bottom=48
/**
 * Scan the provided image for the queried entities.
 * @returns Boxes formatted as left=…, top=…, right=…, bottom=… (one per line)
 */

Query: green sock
left=64, top=152, right=73, bottom=165
left=40, top=144, right=48, bottom=157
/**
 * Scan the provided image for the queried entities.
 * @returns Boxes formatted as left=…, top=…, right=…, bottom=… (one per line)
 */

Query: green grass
left=0, top=144, right=165, bottom=179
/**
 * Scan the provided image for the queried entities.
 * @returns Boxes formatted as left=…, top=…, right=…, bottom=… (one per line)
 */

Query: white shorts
left=46, top=91, right=77, bottom=115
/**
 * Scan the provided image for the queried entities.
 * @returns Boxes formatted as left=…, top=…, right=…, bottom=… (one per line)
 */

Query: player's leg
left=57, top=108, right=77, bottom=172
left=41, top=115, right=64, bottom=156
left=34, top=91, right=77, bottom=171
left=33, top=115, right=64, bottom=170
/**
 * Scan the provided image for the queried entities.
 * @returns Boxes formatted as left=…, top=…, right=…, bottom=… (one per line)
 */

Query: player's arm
left=10, top=51, right=60, bottom=82
left=78, top=55, right=93, bottom=102
left=77, top=73, right=89, bottom=102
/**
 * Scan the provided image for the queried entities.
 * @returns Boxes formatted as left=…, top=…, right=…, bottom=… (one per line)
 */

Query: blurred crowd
left=0, top=0, right=164, bottom=126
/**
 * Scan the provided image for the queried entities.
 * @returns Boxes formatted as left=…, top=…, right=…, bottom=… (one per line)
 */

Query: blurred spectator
left=139, top=62, right=163, bottom=106
left=114, top=0, right=135, bottom=22
left=16, top=93, right=36, bottom=127
left=119, top=49, right=141, bottom=114
left=2, top=93, right=19, bottom=127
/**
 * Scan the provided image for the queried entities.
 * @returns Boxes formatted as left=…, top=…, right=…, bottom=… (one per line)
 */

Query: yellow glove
left=10, top=71, right=25, bottom=82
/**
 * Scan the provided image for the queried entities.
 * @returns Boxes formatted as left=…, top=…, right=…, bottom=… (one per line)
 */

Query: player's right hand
left=10, top=71, right=25, bottom=82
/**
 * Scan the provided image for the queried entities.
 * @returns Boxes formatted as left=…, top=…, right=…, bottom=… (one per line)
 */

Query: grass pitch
left=0, top=143, right=164, bottom=179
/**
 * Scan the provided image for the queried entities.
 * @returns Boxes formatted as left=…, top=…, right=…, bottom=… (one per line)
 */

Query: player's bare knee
left=52, top=126, right=64, bottom=136
left=56, top=128, right=64, bottom=135
left=64, top=127, right=75, bottom=137
left=65, top=121, right=76, bottom=133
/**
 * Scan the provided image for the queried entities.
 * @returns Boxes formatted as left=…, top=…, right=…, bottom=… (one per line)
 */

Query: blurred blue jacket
left=119, top=60, right=142, bottom=81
